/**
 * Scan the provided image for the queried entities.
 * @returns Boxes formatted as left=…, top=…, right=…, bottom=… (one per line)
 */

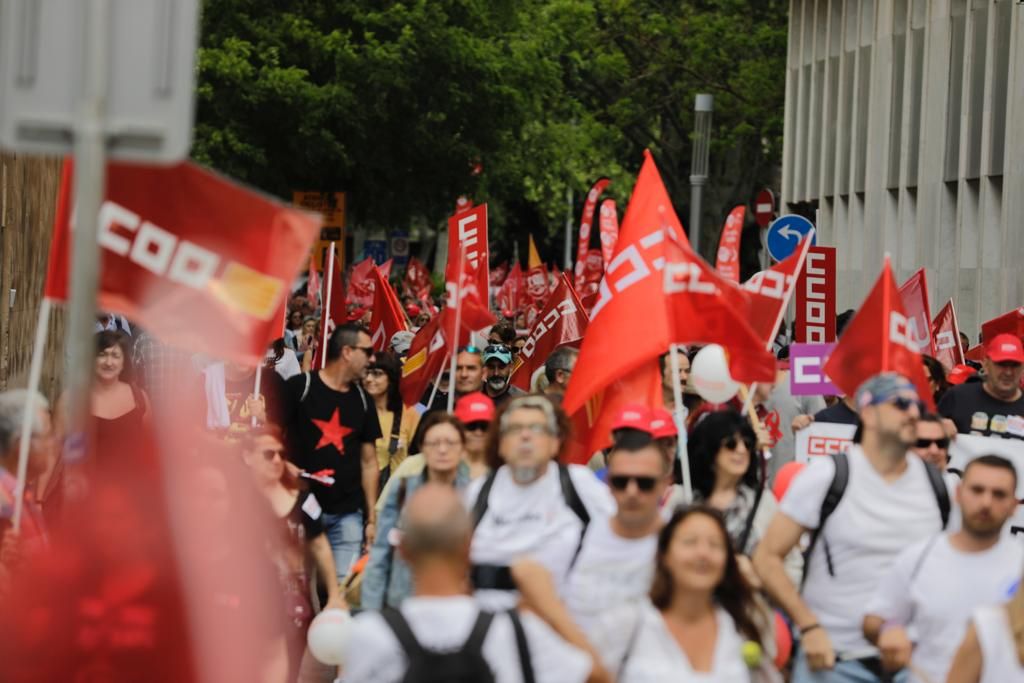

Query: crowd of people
left=2, top=288, right=1024, bottom=683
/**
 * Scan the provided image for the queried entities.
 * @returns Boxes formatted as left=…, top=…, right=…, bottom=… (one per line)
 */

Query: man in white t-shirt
left=753, top=373, right=953, bottom=683
left=862, top=455, right=1021, bottom=683
left=465, top=395, right=615, bottom=611
left=342, top=484, right=600, bottom=683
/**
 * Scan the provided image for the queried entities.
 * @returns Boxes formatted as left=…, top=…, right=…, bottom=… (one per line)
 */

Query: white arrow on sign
left=778, top=226, right=803, bottom=240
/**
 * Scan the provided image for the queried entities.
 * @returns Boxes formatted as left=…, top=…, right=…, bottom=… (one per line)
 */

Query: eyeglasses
left=915, top=437, right=950, bottom=450
left=502, top=422, right=554, bottom=437
left=349, top=345, right=376, bottom=357
left=465, top=421, right=490, bottom=433
left=423, top=438, right=461, bottom=449
left=720, top=436, right=752, bottom=452
left=609, top=475, right=659, bottom=492
left=884, top=396, right=925, bottom=413
left=261, top=448, right=285, bottom=461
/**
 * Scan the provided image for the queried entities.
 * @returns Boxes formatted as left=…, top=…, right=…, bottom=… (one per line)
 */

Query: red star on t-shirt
left=311, top=408, right=353, bottom=452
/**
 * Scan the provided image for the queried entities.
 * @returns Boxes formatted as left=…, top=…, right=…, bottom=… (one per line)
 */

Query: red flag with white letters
left=47, top=160, right=320, bottom=364
left=510, top=274, right=588, bottom=390
left=898, top=268, right=936, bottom=356
left=823, top=257, right=934, bottom=408
left=575, top=177, right=611, bottom=291
left=441, top=258, right=496, bottom=348
left=714, top=205, right=745, bottom=282
left=446, top=204, right=489, bottom=302
left=347, top=257, right=376, bottom=306
left=369, top=266, right=408, bottom=351
left=931, top=299, right=965, bottom=371
left=741, top=236, right=813, bottom=347
left=598, top=199, right=619, bottom=268
left=400, top=314, right=447, bottom=406
left=402, top=257, right=433, bottom=302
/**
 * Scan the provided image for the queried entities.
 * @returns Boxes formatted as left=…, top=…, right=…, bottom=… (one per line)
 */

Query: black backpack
left=800, top=450, right=951, bottom=588
left=381, top=608, right=536, bottom=683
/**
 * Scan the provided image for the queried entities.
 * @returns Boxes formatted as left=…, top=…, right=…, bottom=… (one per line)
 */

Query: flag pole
left=320, top=243, right=336, bottom=370
left=250, top=364, right=263, bottom=428
left=669, top=344, right=692, bottom=503
left=427, top=353, right=449, bottom=409
left=13, top=298, right=52, bottom=532
left=446, top=246, right=467, bottom=414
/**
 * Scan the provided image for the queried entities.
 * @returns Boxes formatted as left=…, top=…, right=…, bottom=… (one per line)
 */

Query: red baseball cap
left=986, top=334, right=1024, bottom=364
left=947, top=364, right=978, bottom=385
left=454, top=392, right=495, bottom=424
left=611, top=404, right=654, bottom=433
left=648, top=408, right=678, bottom=439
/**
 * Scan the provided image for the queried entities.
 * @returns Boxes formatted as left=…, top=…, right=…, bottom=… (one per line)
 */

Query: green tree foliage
left=193, top=0, right=787, bottom=266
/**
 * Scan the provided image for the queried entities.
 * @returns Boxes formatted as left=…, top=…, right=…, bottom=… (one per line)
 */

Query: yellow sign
left=293, top=191, right=346, bottom=270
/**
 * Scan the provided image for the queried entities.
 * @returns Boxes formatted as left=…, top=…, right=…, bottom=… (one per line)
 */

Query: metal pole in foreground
left=563, top=186, right=573, bottom=272
left=689, top=93, right=714, bottom=259
left=64, top=0, right=111, bottom=468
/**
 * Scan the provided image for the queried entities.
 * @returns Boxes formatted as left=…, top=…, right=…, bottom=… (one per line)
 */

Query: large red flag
left=563, top=150, right=676, bottom=417
left=741, top=236, right=813, bottom=347
left=446, top=204, right=489, bottom=302
left=378, top=258, right=394, bottom=282
left=575, top=177, right=611, bottom=291
left=369, top=266, right=409, bottom=351
left=823, top=257, right=934, bottom=408
left=441, top=258, right=496, bottom=347
left=510, top=274, right=588, bottom=390
left=400, top=314, right=447, bottom=406
left=402, top=256, right=433, bottom=302
left=898, top=268, right=936, bottom=356
left=347, top=257, right=376, bottom=306
left=931, top=299, right=965, bottom=371
left=663, top=233, right=776, bottom=384
left=599, top=199, right=619, bottom=268
left=981, top=307, right=1024, bottom=343
left=714, top=205, right=746, bottom=282
left=46, top=160, right=320, bottom=364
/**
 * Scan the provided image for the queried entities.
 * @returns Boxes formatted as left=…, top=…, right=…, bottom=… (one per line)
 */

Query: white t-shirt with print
left=563, top=516, right=657, bottom=635
left=465, top=463, right=616, bottom=611
left=865, top=534, right=1023, bottom=683
left=341, top=595, right=591, bottom=683
left=779, top=446, right=954, bottom=654
left=590, top=601, right=751, bottom=683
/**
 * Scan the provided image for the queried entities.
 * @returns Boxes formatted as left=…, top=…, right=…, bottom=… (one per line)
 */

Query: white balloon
left=307, top=608, right=353, bottom=666
left=690, top=344, right=740, bottom=403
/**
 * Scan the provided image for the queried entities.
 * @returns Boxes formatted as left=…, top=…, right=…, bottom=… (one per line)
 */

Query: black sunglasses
left=349, top=345, right=376, bottom=356
left=886, top=396, right=925, bottom=413
left=915, top=437, right=950, bottom=449
left=465, top=421, right=490, bottom=433
left=609, top=475, right=659, bottom=492
left=720, top=436, right=754, bottom=452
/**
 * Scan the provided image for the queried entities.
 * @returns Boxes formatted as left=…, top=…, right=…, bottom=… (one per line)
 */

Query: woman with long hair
left=361, top=413, right=470, bottom=610
left=922, top=354, right=951, bottom=405
left=591, top=506, right=775, bottom=681
left=362, top=351, right=420, bottom=489
left=947, top=569, right=1024, bottom=682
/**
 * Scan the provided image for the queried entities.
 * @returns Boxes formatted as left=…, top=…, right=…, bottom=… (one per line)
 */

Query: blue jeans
left=323, top=510, right=364, bottom=582
left=792, top=650, right=909, bottom=683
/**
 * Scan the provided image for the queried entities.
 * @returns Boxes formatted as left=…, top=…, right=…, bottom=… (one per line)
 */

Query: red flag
left=575, top=177, right=611, bottom=291
left=931, top=299, right=965, bottom=371
left=563, top=151, right=676, bottom=418
left=400, top=314, right=447, bottom=406
left=898, top=268, right=936, bottom=356
left=510, top=274, right=589, bottom=390
left=441, top=258, right=496, bottom=347
left=822, top=257, right=935, bottom=409
left=663, top=233, right=776, bottom=384
left=378, top=258, right=393, bottom=282
left=496, top=262, right=525, bottom=314
left=47, top=160, right=320, bottom=364
left=306, top=252, right=321, bottom=305
left=489, top=262, right=509, bottom=288
left=369, top=266, right=409, bottom=351
left=599, top=199, right=619, bottom=268
left=981, top=307, right=1024, bottom=343
left=714, top=205, right=746, bottom=282
left=446, top=204, right=489, bottom=302
left=44, top=159, right=74, bottom=301
left=741, top=236, right=813, bottom=347
left=403, top=257, right=433, bottom=302
left=578, top=249, right=605, bottom=314
left=347, top=257, right=376, bottom=306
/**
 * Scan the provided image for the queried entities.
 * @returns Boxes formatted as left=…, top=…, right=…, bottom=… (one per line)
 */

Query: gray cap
left=854, top=373, right=917, bottom=411
left=390, top=330, right=415, bottom=355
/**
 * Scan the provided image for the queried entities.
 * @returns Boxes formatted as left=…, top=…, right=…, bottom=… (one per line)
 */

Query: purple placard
left=789, top=343, right=840, bottom=395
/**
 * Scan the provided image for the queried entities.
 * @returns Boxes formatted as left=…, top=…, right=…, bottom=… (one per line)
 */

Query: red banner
left=510, top=274, right=588, bottom=390
left=793, top=246, right=837, bottom=343
left=931, top=299, right=965, bottom=371
left=598, top=199, right=619, bottom=268
left=741, top=236, right=813, bottom=348
left=446, top=204, right=489, bottom=304
left=578, top=249, right=605, bottom=314
left=46, top=160, right=321, bottom=364
left=823, top=256, right=934, bottom=409
left=714, top=205, right=745, bottom=282
left=898, top=268, right=935, bottom=356
left=400, top=314, right=447, bottom=406
left=402, top=257, right=433, bottom=302
left=442, top=258, right=496, bottom=348
left=496, top=262, right=525, bottom=314
left=575, top=177, right=611, bottom=291
left=981, top=307, right=1024, bottom=343
left=369, top=266, right=408, bottom=351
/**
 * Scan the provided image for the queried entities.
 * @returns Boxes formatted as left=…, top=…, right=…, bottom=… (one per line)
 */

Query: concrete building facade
left=782, top=0, right=1024, bottom=339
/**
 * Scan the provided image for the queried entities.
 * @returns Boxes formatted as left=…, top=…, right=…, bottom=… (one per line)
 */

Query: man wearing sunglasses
left=912, top=414, right=951, bottom=470
left=755, top=373, right=953, bottom=683
left=938, top=333, right=1024, bottom=441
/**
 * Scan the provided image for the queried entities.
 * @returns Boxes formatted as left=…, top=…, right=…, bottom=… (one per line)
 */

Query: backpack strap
left=558, top=463, right=591, bottom=568
left=381, top=607, right=426, bottom=661
left=800, top=450, right=849, bottom=589
left=471, top=469, right=500, bottom=529
left=507, top=610, right=536, bottom=683
left=923, top=461, right=951, bottom=529
left=387, top=405, right=404, bottom=455
left=459, top=610, right=495, bottom=657
left=300, top=371, right=312, bottom=402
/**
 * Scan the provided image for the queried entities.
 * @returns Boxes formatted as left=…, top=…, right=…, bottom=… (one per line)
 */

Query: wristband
left=799, top=623, right=822, bottom=636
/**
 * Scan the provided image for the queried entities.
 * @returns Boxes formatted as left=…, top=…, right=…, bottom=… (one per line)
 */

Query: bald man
left=342, top=485, right=602, bottom=683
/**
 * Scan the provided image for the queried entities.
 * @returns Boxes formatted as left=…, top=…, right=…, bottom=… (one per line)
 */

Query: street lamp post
left=689, top=93, right=713, bottom=258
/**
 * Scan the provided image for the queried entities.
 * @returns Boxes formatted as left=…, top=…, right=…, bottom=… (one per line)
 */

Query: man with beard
left=481, top=345, right=526, bottom=407
left=939, top=333, right=1024, bottom=440
left=863, top=455, right=1021, bottom=683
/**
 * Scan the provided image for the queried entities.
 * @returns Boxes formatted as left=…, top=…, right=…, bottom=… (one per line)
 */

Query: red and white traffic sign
left=755, top=189, right=776, bottom=228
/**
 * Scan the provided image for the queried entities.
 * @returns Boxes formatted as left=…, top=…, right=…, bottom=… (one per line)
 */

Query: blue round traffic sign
left=766, top=215, right=816, bottom=262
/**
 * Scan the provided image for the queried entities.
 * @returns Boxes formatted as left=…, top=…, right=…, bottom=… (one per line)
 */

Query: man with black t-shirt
left=939, top=333, right=1024, bottom=441
left=283, top=323, right=382, bottom=581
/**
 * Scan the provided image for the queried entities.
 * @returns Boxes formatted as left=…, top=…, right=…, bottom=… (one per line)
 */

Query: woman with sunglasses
left=362, top=413, right=470, bottom=610
left=240, top=426, right=344, bottom=679
left=591, top=506, right=774, bottom=682
left=362, top=352, right=420, bottom=490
